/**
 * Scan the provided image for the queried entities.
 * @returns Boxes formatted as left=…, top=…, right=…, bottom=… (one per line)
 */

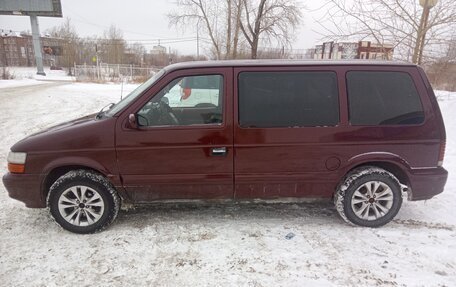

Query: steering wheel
left=164, top=104, right=179, bottom=125
left=146, top=100, right=179, bottom=126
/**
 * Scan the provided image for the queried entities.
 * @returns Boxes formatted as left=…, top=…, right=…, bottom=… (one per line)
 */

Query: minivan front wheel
left=335, top=166, right=403, bottom=227
left=47, top=170, right=120, bottom=234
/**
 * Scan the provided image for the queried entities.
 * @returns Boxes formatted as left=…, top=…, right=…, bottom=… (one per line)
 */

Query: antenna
left=120, top=75, right=124, bottom=100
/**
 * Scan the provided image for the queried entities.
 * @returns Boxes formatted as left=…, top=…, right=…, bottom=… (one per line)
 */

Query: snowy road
left=0, top=82, right=455, bottom=286
left=0, top=82, right=69, bottom=99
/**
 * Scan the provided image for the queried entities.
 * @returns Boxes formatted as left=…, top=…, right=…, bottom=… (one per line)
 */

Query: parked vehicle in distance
left=3, top=60, right=448, bottom=234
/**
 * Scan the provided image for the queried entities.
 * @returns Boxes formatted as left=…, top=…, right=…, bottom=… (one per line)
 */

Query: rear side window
left=347, top=71, right=424, bottom=125
left=239, top=72, right=339, bottom=128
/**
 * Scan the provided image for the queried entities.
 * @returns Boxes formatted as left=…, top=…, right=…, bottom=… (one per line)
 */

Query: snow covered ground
left=2, top=66, right=76, bottom=83
left=0, top=81, right=455, bottom=286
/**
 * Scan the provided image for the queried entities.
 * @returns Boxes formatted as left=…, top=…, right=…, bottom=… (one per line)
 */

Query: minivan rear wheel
left=334, top=166, right=402, bottom=227
left=47, top=170, right=120, bottom=234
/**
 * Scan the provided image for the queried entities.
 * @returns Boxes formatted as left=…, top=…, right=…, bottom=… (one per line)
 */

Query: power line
left=124, top=37, right=198, bottom=42
left=1, top=29, right=199, bottom=45
left=64, top=6, right=172, bottom=39
left=98, top=38, right=200, bottom=46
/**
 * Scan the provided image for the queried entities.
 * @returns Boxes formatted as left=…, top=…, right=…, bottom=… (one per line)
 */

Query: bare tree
left=239, top=0, right=302, bottom=59
left=100, top=25, right=126, bottom=64
left=169, top=0, right=301, bottom=59
left=425, top=36, right=456, bottom=90
left=170, top=0, right=255, bottom=59
left=126, top=42, right=146, bottom=66
left=47, top=18, right=79, bottom=74
left=232, top=0, right=243, bottom=58
left=446, top=37, right=456, bottom=61
left=319, top=0, right=456, bottom=63
left=77, top=37, right=98, bottom=65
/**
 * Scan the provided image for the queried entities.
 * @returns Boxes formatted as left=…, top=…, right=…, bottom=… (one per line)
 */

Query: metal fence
left=74, top=63, right=161, bottom=82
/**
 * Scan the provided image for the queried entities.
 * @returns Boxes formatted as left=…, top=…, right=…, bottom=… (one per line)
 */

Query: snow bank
left=5, top=66, right=75, bottom=82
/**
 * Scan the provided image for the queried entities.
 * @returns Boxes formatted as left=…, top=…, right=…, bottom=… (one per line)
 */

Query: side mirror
left=128, top=114, right=138, bottom=129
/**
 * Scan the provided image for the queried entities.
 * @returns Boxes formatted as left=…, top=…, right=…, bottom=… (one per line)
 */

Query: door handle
left=211, top=147, right=227, bottom=156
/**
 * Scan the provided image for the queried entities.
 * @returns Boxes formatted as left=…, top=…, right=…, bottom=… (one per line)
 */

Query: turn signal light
left=8, top=163, right=25, bottom=173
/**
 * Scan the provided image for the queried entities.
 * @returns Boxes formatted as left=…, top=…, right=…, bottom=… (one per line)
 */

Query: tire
left=334, top=166, right=403, bottom=227
left=47, top=170, right=121, bottom=234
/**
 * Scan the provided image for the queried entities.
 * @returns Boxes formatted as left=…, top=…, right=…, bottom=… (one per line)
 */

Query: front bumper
left=408, top=166, right=448, bottom=201
left=2, top=172, right=46, bottom=208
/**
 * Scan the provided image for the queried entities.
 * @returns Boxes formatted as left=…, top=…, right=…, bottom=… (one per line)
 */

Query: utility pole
left=196, top=24, right=200, bottom=60
left=196, top=19, right=200, bottom=60
left=29, top=14, right=46, bottom=75
left=94, top=44, right=100, bottom=79
left=412, top=0, right=439, bottom=65
left=168, top=46, right=172, bottom=64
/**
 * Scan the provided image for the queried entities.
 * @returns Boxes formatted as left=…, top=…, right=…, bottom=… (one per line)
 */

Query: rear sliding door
left=233, top=66, right=342, bottom=199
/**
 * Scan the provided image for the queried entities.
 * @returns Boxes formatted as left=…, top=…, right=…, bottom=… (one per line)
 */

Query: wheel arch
left=339, top=152, right=412, bottom=189
left=40, top=158, right=118, bottom=206
left=349, top=162, right=409, bottom=186
left=42, top=165, right=106, bottom=204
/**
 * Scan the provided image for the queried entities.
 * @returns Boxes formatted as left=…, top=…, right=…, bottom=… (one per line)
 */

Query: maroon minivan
left=3, top=60, right=448, bottom=233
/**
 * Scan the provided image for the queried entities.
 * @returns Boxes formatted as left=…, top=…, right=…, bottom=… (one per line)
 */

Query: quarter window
left=347, top=71, right=424, bottom=125
left=238, top=72, right=339, bottom=128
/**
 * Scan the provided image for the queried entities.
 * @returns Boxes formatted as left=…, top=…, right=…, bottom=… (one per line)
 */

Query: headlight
left=7, top=151, right=27, bottom=173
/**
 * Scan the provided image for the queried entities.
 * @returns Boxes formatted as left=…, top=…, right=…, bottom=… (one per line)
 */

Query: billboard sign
left=0, top=0, right=62, bottom=17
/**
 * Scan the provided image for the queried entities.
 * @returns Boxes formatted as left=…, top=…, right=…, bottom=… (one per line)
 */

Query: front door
left=115, top=68, right=234, bottom=202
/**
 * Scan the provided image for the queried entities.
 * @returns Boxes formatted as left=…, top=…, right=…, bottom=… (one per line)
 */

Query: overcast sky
left=0, top=0, right=326, bottom=55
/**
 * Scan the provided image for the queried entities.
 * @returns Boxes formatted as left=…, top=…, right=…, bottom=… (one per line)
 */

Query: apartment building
left=313, top=41, right=394, bottom=60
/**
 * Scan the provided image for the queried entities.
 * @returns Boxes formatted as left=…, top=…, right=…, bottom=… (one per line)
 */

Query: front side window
left=137, top=74, right=223, bottom=127
left=106, top=69, right=165, bottom=117
left=239, top=71, right=339, bottom=128
left=347, top=71, right=424, bottom=125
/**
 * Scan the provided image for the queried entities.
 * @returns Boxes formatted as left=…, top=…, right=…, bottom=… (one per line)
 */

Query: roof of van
left=164, top=59, right=416, bottom=71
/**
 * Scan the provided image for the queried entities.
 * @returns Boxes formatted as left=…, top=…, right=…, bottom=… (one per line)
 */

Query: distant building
left=150, top=45, right=167, bottom=55
left=313, top=41, right=394, bottom=60
left=0, top=29, right=64, bottom=67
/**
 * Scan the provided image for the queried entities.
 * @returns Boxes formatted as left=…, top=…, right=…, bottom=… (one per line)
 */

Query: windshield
left=105, top=69, right=166, bottom=117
